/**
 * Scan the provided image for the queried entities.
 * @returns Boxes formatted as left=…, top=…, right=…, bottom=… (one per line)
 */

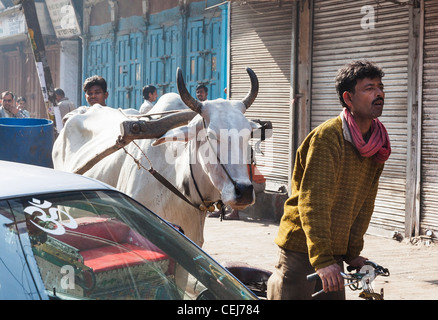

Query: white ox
left=53, top=68, right=260, bottom=246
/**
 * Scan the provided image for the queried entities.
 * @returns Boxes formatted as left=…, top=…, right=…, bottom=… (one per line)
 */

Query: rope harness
left=121, top=139, right=225, bottom=215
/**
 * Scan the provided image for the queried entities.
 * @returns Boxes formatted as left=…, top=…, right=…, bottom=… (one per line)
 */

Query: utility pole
left=15, top=0, right=62, bottom=131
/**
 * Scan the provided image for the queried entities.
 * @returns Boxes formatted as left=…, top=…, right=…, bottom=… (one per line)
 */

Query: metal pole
left=17, top=0, right=61, bottom=130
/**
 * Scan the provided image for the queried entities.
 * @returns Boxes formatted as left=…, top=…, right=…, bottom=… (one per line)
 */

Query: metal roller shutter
left=420, top=0, right=438, bottom=235
left=229, top=0, right=294, bottom=186
left=311, top=0, right=410, bottom=234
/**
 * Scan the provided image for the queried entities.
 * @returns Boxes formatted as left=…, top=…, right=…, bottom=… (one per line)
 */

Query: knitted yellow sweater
left=275, top=116, right=384, bottom=270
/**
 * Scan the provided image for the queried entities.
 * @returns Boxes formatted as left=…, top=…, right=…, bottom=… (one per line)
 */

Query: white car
left=0, top=160, right=260, bottom=300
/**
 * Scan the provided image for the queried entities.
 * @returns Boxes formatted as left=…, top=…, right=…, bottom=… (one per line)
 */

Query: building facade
left=0, top=0, right=82, bottom=118
left=82, top=0, right=228, bottom=108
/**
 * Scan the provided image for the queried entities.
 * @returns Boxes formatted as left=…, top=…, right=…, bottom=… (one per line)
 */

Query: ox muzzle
left=234, top=182, right=254, bottom=205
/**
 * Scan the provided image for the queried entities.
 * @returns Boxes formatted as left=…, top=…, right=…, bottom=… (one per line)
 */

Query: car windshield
left=2, top=190, right=256, bottom=300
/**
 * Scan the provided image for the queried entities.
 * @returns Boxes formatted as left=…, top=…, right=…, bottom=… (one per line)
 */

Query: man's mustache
left=372, top=97, right=384, bottom=104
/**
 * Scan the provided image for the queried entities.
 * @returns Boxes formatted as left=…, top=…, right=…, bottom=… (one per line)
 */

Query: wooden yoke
left=73, top=110, right=196, bottom=175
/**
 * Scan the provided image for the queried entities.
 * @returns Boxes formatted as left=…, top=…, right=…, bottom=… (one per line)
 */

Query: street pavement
left=203, top=213, right=438, bottom=300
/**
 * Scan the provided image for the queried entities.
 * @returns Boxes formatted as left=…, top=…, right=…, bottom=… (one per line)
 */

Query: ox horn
left=177, top=68, right=203, bottom=114
left=241, top=67, right=259, bottom=109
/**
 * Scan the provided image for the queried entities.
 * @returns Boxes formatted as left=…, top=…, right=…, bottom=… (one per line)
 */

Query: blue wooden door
left=84, top=4, right=226, bottom=108
left=145, top=25, right=181, bottom=97
left=86, top=38, right=114, bottom=107
left=186, top=17, right=222, bottom=100
left=115, top=32, right=143, bottom=109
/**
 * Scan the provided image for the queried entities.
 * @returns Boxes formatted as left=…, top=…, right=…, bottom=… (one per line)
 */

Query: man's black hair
left=196, top=84, right=208, bottom=93
left=335, top=60, right=385, bottom=108
left=142, top=85, right=157, bottom=100
left=83, top=75, right=108, bottom=93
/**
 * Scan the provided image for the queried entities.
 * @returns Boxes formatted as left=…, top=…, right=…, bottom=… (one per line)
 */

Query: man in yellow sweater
left=268, top=60, right=391, bottom=300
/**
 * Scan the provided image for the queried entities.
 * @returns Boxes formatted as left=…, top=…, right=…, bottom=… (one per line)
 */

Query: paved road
left=203, top=214, right=438, bottom=300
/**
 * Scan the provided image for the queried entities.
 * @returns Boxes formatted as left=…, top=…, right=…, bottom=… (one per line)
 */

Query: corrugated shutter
left=311, top=0, right=410, bottom=233
left=420, top=0, right=438, bottom=234
left=230, top=0, right=294, bottom=185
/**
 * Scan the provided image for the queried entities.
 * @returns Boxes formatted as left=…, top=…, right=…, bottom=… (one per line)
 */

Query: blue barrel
left=0, top=118, right=54, bottom=168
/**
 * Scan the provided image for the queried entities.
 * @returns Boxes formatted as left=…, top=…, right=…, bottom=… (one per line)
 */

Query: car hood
left=0, top=160, right=114, bottom=199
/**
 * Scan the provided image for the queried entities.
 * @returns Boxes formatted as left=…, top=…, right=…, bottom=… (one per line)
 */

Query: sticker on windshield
left=24, top=198, right=78, bottom=235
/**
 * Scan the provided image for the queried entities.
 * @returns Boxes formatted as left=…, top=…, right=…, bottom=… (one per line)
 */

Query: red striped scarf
left=342, top=108, right=391, bottom=163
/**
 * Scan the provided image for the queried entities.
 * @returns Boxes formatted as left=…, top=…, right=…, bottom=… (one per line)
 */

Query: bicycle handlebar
left=307, top=260, right=390, bottom=299
left=307, top=260, right=386, bottom=282
left=306, top=272, right=320, bottom=282
left=346, top=260, right=379, bottom=272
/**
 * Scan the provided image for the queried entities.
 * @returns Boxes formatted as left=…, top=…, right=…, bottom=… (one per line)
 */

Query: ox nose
left=234, top=183, right=254, bottom=203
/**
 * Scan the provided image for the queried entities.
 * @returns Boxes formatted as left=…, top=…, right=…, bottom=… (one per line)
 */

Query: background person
left=139, top=85, right=157, bottom=114
left=196, top=84, right=208, bottom=102
left=16, top=96, right=30, bottom=118
left=0, top=91, right=27, bottom=118
left=267, top=60, right=391, bottom=300
left=55, top=88, right=76, bottom=120
left=83, top=75, right=109, bottom=106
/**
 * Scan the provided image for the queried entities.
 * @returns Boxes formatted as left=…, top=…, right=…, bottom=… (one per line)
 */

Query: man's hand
left=316, top=263, right=344, bottom=293
left=347, top=255, right=368, bottom=271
